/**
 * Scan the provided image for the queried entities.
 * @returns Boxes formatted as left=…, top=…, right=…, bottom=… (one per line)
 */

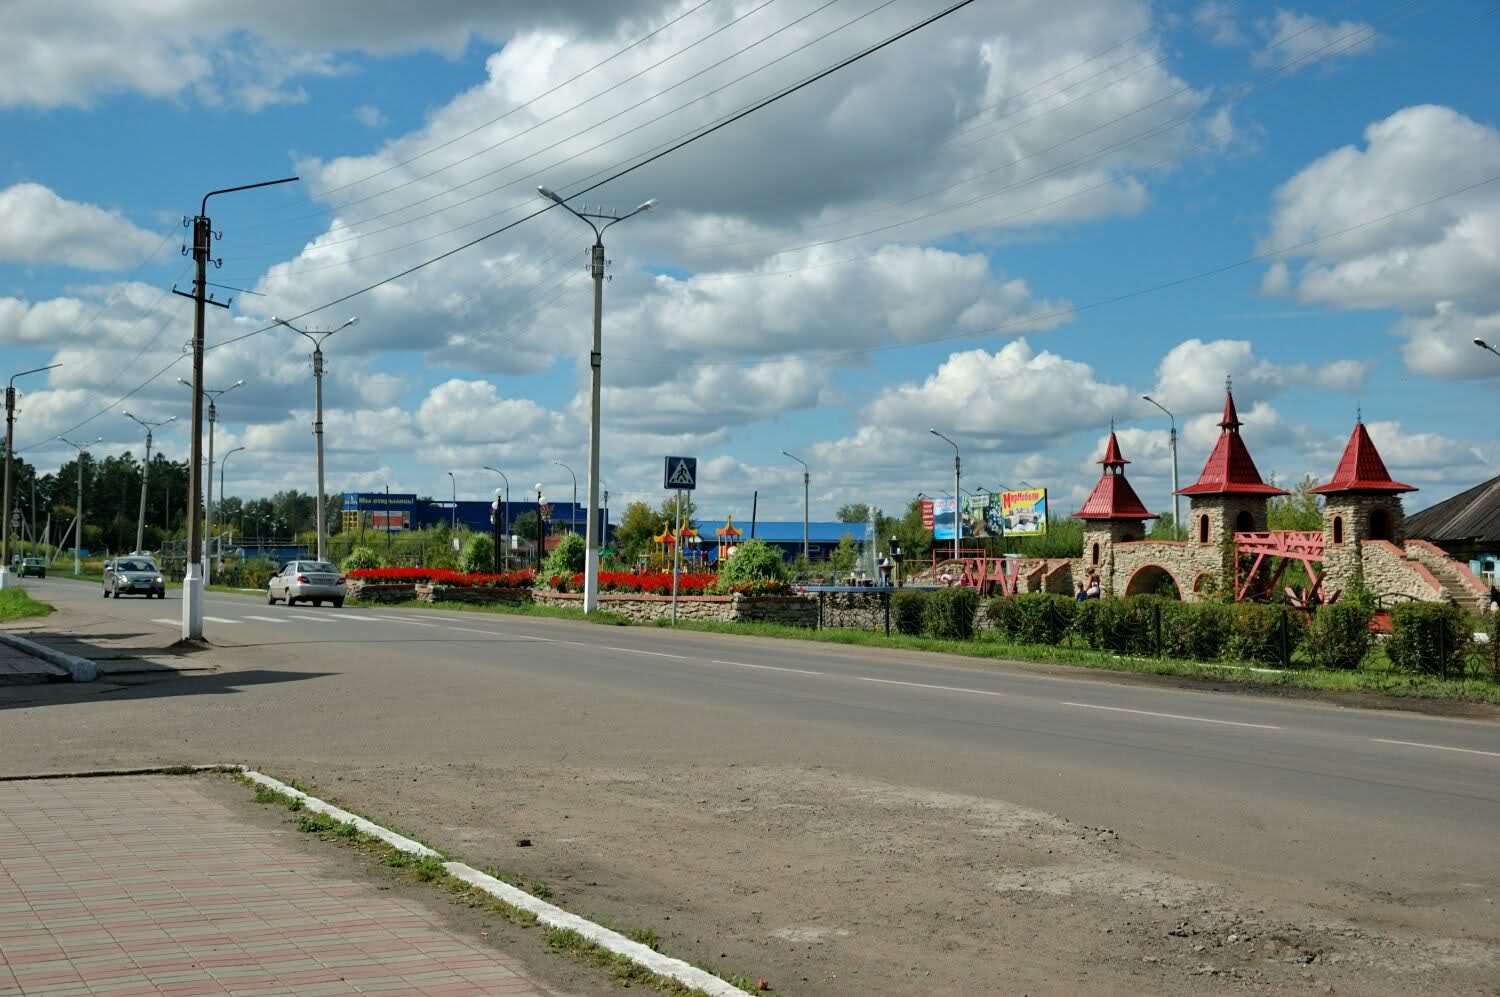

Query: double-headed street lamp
left=123, top=411, right=176, bottom=555
left=179, top=377, right=242, bottom=581
left=57, top=436, right=102, bottom=577
left=1141, top=395, right=1180, bottom=537
left=484, top=466, right=510, bottom=569
left=782, top=451, right=809, bottom=562
left=273, top=315, right=357, bottom=562
left=2, top=363, right=61, bottom=590
left=537, top=183, right=656, bottom=614
left=929, top=429, right=961, bottom=560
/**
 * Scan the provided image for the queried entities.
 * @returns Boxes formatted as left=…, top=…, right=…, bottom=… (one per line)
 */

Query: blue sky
left=2, top=0, right=1497, bottom=525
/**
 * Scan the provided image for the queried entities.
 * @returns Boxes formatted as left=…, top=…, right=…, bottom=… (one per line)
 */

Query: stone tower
left=1176, top=380, right=1288, bottom=588
left=1312, top=418, right=1416, bottom=596
left=1073, top=430, right=1156, bottom=595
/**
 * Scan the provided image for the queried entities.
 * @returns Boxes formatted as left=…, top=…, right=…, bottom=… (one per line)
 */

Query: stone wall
left=1361, top=540, right=1441, bottom=603
left=1108, top=540, right=1222, bottom=601
left=346, top=581, right=418, bottom=604
left=415, top=585, right=533, bottom=606
left=1406, top=539, right=1489, bottom=602
left=816, top=591, right=888, bottom=630
left=533, top=590, right=818, bottom=627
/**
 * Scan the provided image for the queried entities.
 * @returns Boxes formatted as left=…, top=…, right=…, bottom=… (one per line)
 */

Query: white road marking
left=151, top=618, right=177, bottom=626
left=1063, top=701, right=1281, bottom=730
left=242, top=615, right=288, bottom=625
left=713, top=659, right=824, bottom=676
left=446, top=626, right=511, bottom=636
left=386, top=618, right=439, bottom=628
left=202, top=616, right=238, bottom=624
left=1370, top=738, right=1500, bottom=759
left=859, top=676, right=1003, bottom=696
left=603, top=646, right=689, bottom=659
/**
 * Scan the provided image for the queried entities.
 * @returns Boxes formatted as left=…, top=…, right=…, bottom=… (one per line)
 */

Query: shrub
left=924, top=587, right=978, bottom=640
left=713, top=539, right=787, bottom=592
left=341, top=546, right=380, bottom=572
left=1386, top=602, right=1469, bottom=676
left=891, top=590, right=928, bottom=635
left=1158, top=601, right=1230, bottom=662
left=988, top=593, right=1074, bottom=646
left=1074, top=597, right=1158, bottom=655
left=238, top=558, right=279, bottom=590
left=458, top=534, right=496, bottom=575
left=1222, top=603, right=1300, bottom=666
left=1302, top=603, right=1374, bottom=670
left=543, top=533, right=586, bottom=577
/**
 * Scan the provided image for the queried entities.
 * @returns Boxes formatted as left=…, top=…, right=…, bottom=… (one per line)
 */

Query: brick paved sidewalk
left=0, top=776, right=566, bottom=996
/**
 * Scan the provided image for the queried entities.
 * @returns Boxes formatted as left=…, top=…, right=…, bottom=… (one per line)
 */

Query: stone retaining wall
left=534, top=590, right=818, bottom=627
left=346, top=581, right=418, bottom=604
left=415, top=585, right=533, bottom=606
left=1362, top=541, right=1442, bottom=603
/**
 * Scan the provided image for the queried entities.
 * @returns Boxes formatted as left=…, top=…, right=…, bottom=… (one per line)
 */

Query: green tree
left=1149, top=511, right=1185, bottom=541
left=1268, top=474, right=1323, bottom=531
left=613, top=500, right=659, bottom=561
left=543, top=532, right=586, bottom=576
left=659, top=493, right=696, bottom=529
left=714, top=538, right=788, bottom=591
left=511, top=510, right=542, bottom=546
left=890, top=499, right=932, bottom=563
left=459, top=533, right=496, bottom=574
left=830, top=532, right=859, bottom=574
left=836, top=503, right=870, bottom=524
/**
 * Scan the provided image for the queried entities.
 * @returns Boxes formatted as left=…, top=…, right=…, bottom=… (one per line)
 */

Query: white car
left=267, top=560, right=346, bottom=607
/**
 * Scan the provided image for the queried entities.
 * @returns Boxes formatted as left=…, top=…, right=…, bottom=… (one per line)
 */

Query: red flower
left=348, top=567, right=535, bottom=588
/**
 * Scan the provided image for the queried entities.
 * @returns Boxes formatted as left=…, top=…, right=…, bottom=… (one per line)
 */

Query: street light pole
left=177, top=176, right=298, bottom=641
left=536, top=184, right=656, bottom=614
left=220, top=446, right=245, bottom=551
left=782, top=451, right=809, bottom=562
left=2, top=363, right=61, bottom=590
left=273, top=316, right=357, bottom=563
left=554, top=462, right=577, bottom=537
left=483, top=466, right=510, bottom=570
left=447, top=471, right=457, bottom=531
left=1142, top=395, right=1180, bottom=538
left=534, top=483, right=545, bottom=568
left=123, top=412, right=175, bottom=556
left=58, top=436, right=101, bottom=577
left=1476, top=338, right=1500, bottom=362
left=930, top=430, right=961, bottom=561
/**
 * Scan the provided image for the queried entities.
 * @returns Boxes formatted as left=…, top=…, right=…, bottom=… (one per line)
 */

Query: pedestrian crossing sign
left=663, top=456, right=697, bottom=490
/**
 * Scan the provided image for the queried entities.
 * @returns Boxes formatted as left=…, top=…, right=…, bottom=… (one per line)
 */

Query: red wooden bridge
left=1232, top=530, right=1330, bottom=604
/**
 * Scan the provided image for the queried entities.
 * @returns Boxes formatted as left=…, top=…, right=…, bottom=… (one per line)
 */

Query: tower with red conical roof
left=1313, top=416, right=1417, bottom=593
left=1178, top=379, right=1287, bottom=562
left=1074, top=431, right=1157, bottom=589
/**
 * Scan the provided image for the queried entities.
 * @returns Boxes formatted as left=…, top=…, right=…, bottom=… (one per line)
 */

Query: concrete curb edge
left=242, top=769, right=748, bottom=997
left=0, top=631, right=98, bottom=682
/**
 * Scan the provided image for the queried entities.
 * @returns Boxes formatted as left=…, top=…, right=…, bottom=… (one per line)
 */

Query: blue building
left=339, top=492, right=607, bottom=540
left=695, top=520, right=870, bottom=563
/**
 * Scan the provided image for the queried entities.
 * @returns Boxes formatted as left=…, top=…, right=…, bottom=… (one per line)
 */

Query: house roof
left=1311, top=420, right=1416, bottom=494
left=1404, top=474, right=1500, bottom=544
left=1075, top=432, right=1157, bottom=521
left=1177, top=385, right=1288, bottom=497
left=697, top=520, right=869, bottom=544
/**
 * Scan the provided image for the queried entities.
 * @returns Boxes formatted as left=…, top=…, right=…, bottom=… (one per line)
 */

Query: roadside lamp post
left=384, top=484, right=392, bottom=555
left=554, top=461, right=577, bottom=537
left=534, top=483, right=545, bottom=568
left=929, top=429, right=961, bottom=561
left=58, top=436, right=101, bottom=577
left=1476, top=338, right=1500, bottom=361
left=483, top=467, right=510, bottom=570
left=220, top=446, right=245, bottom=567
left=273, top=316, right=357, bottom=563
left=123, top=411, right=176, bottom=556
left=179, top=376, right=242, bottom=582
left=2, top=363, right=62, bottom=590
left=536, top=183, right=656, bottom=614
left=781, top=451, right=809, bottom=562
left=1141, top=395, right=1180, bottom=538
left=447, top=471, right=457, bottom=531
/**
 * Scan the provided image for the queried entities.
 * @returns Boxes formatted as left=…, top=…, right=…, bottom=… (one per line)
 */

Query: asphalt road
left=6, top=576, right=1499, bottom=994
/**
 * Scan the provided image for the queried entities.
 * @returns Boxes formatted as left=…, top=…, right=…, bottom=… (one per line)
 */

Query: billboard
left=920, top=499, right=934, bottom=530
left=932, top=497, right=966, bottom=540
left=962, top=494, right=1006, bottom=539
left=1001, top=488, right=1048, bottom=536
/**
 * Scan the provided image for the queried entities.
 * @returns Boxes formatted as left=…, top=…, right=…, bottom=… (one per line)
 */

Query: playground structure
left=930, top=381, right=1490, bottom=613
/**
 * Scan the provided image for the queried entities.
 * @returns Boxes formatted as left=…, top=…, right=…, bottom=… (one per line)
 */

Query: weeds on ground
left=0, top=588, right=54, bottom=621
left=235, top=772, right=766, bottom=994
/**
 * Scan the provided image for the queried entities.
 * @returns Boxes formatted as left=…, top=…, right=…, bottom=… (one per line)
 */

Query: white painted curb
left=241, top=768, right=748, bottom=997
left=444, top=863, right=749, bottom=997
left=240, top=770, right=441, bottom=858
left=0, top=632, right=97, bottom=682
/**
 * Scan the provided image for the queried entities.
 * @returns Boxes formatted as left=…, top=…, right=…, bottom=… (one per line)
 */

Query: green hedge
left=986, top=593, right=1076, bottom=645
left=891, top=590, right=927, bottom=635
left=1387, top=602, right=1469, bottom=676
left=342, top=546, right=381, bottom=572
left=924, top=588, right=978, bottom=640
left=1223, top=603, right=1302, bottom=666
left=1159, top=601, right=1230, bottom=662
left=1302, top=603, right=1373, bottom=670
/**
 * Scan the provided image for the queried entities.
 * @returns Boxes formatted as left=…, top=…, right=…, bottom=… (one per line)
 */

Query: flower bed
left=349, top=567, right=535, bottom=588
left=416, top=583, right=533, bottom=606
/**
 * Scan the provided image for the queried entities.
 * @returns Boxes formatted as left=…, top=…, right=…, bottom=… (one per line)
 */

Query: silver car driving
left=267, top=560, right=346, bottom=607
left=104, top=557, right=166, bottom=598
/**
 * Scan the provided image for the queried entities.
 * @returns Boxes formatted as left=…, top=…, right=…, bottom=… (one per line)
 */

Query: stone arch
left=1234, top=509, right=1254, bottom=533
left=1370, top=508, right=1393, bottom=542
left=1192, top=571, right=1217, bottom=595
left=1332, top=515, right=1344, bottom=544
left=1091, top=542, right=1101, bottom=565
left=1124, top=563, right=1183, bottom=599
left=1198, top=514, right=1210, bottom=543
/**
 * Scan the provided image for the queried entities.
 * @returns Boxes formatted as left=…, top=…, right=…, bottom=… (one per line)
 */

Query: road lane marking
left=1063, top=702, right=1280, bottom=730
left=713, top=659, right=824, bottom=676
left=447, top=626, right=508, bottom=636
left=386, top=618, right=439, bottom=627
left=151, top=618, right=177, bottom=626
left=1370, top=738, right=1500, bottom=758
left=859, top=676, right=1003, bottom=696
left=203, top=616, right=238, bottom=624
left=242, top=615, right=288, bottom=625
left=602, top=646, right=688, bottom=659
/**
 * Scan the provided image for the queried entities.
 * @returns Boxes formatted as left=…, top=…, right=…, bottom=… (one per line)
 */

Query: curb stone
left=0, top=631, right=97, bottom=682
